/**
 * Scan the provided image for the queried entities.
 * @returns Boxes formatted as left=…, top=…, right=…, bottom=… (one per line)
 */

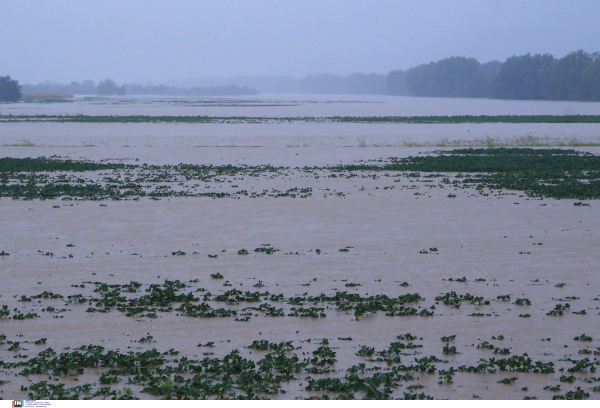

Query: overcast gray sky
left=2, top=0, right=599, bottom=84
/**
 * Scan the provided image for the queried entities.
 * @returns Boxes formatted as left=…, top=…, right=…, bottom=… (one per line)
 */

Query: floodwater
left=0, top=95, right=599, bottom=400
left=3, top=93, right=600, bottom=116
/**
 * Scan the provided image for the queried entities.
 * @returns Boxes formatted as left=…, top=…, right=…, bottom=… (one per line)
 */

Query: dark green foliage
left=333, top=148, right=600, bottom=200
left=258, top=351, right=306, bottom=380
left=0, top=76, right=22, bottom=102
left=247, top=340, right=294, bottom=352
left=26, top=381, right=93, bottom=400
left=12, top=313, right=39, bottom=320
left=547, top=303, right=570, bottom=316
left=0, top=305, right=10, bottom=317
left=0, top=157, right=125, bottom=173
left=32, top=291, right=64, bottom=299
left=4, top=149, right=600, bottom=201
left=434, top=291, right=485, bottom=308
left=553, top=387, right=590, bottom=400
left=213, top=289, right=266, bottom=303
left=483, top=353, right=554, bottom=373
left=406, top=56, right=487, bottom=98
left=356, top=345, right=375, bottom=357
left=399, top=50, right=600, bottom=102
left=287, top=307, right=326, bottom=318
left=254, top=247, right=278, bottom=254
left=477, top=341, right=495, bottom=350
left=566, top=358, right=595, bottom=373
left=493, top=51, right=600, bottom=101
left=306, top=370, right=411, bottom=399
left=442, top=344, right=458, bottom=355
left=574, top=334, right=592, bottom=341
left=403, top=392, right=433, bottom=400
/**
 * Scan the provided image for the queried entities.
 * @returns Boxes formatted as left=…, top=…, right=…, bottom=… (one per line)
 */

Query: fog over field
left=2, top=1, right=599, bottom=84
left=2, top=1, right=600, bottom=402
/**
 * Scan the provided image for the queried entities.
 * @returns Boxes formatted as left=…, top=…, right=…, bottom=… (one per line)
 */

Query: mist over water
left=2, top=1, right=599, bottom=85
left=2, top=1, right=600, bottom=401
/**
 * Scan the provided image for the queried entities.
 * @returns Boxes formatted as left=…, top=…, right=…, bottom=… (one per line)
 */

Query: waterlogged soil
left=1, top=154, right=600, bottom=400
left=1, top=96, right=600, bottom=399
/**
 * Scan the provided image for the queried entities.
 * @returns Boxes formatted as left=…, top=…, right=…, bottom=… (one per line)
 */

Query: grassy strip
left=1, top=114, right=600, bottom=124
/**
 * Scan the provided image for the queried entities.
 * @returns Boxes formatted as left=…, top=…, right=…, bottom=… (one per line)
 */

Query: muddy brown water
left=1, top=96, right=599, bottom=400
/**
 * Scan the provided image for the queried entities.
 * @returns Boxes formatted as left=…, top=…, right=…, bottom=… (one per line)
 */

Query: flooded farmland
left=1, top=95, right=600, bottom=400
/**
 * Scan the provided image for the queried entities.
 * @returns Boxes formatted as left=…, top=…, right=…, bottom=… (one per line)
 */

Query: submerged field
left=1, top=149, right=599, bottom=400
left=1, top=95, right=599, bottom=399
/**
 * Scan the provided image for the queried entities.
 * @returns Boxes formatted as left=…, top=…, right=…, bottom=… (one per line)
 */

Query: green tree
left=550, top=50, right=594, bottom=100
left=577, top=54, right=600, bottom=101
left=97, top=79, right=126, bottom=96
left=0, top=75, right=22, bottom=101
left=406, top=57, right=486, bottom=98
left=492, top=53, right=555, bottom=100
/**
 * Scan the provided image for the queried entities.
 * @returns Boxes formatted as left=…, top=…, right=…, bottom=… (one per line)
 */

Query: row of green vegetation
left=0, top=156, right=128, bottom=173
left=7, top=280, right=433, bottom=320
left=0, top=278, right=588, bottom=324
left=1, top=148, right=599, bottom=200
left=327, top=148, right=600, bottom=200
left=3, top=333, right=591, bottom=400
left=1, top=276, right=596, bottom=399
left=2, top=114, right=600, bottom=123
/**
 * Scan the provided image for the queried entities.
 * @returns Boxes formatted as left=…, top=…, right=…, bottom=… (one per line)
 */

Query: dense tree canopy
left=391, top=50, right=600, bottom=101
left=405, top=57, right=486, bottom=98
left=0, top=76, right=22, bottom=102
left=492, top=51, right=600, bottom=101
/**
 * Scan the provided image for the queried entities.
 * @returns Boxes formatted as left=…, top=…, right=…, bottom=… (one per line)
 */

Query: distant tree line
left=7, top=49, right=600, bottom=101
left=21, top=80, right=259, bottom=97
left=298, top=50, right=600, bottom=101
left=123, top=83, right=259, bottom=96
left=21, top=80, right=97, bottom=95
left=392, top=50, right=600, bottom=101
